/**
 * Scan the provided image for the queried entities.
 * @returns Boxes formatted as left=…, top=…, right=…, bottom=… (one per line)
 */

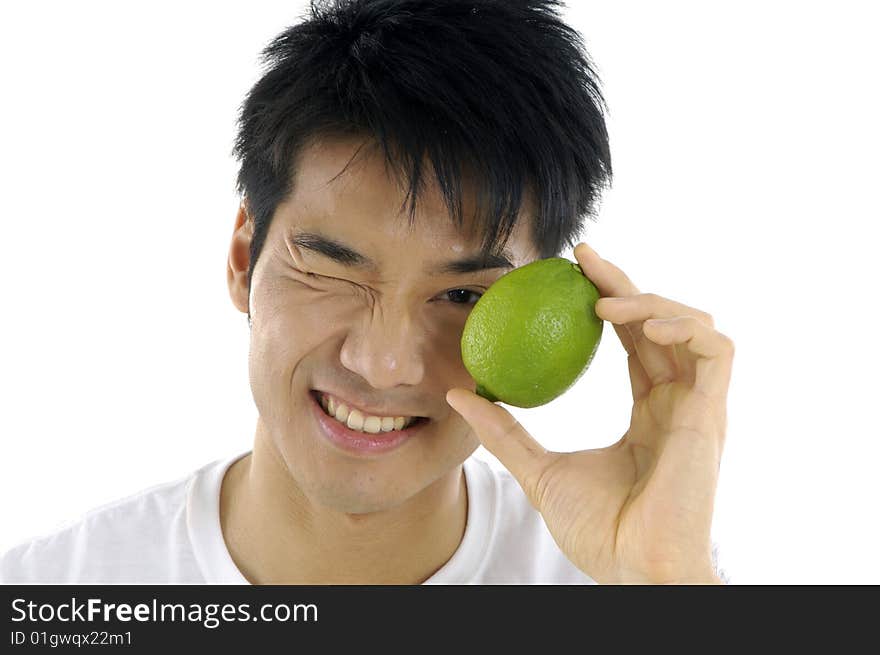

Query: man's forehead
left=297, top=142, right=472, bottom=219
left=285, top=136, right=538, bottom=262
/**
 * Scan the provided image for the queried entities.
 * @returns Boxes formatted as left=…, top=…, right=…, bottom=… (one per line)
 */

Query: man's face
left=236, top=136, right=538, bottom=514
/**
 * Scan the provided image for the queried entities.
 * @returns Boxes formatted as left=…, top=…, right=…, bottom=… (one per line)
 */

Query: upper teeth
left=320, top=393, right=417, bottom=434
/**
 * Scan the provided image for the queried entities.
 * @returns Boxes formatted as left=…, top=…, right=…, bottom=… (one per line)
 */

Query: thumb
left=446, top=387, right=549, bottom=508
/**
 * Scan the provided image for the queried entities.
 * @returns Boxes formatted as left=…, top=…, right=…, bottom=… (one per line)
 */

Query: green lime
left=461, top=257, right=604, bottom=408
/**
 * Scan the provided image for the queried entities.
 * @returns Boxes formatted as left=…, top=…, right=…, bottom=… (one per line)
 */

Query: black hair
left=232, top=0, right=612, bottom=319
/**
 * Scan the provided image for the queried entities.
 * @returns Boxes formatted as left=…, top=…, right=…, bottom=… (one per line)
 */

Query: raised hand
left=446, top=242, right=734, bottom=584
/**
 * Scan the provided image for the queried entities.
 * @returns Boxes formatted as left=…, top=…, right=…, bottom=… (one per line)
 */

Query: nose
left=338, top=303, right=426, bottom=390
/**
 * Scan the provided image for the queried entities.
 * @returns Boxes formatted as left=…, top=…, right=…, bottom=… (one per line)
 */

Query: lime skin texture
left=461, top=257, right=604, bottom=408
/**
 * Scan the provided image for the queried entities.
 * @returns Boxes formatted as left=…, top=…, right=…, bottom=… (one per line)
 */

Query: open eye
left=443, top=289, right=483, bottom=306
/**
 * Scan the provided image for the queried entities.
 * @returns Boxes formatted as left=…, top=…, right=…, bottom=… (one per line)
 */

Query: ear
left=227, top=202, right=254, bottom=315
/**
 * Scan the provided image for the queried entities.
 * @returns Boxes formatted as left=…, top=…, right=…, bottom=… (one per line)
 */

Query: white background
left=1, top=1, right=877, bottom=584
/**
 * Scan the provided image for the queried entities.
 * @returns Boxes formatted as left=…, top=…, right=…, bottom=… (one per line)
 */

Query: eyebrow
left=288, top=230, right=515, bottom=275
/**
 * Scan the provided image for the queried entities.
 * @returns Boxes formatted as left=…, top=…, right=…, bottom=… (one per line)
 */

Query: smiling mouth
left=309, top=390, right=430, bottom=432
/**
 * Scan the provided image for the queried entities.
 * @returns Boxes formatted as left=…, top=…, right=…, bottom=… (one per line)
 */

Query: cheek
left=420, top=312, right=477, bottom=388
left=247, top=281, right=326, bottom=389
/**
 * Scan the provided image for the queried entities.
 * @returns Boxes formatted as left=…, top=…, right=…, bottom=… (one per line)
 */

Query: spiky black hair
left=233, top=0, right=612, bottom=315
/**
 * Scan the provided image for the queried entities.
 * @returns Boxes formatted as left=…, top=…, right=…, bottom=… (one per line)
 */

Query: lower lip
left=309, top=390, right=429, bottom=457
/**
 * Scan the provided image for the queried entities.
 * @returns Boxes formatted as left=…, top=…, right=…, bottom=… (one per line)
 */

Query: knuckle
left=702, top=312, right=715, bottom=327
left=498, top=417, right=522, bottom=441
left=721, top=334, right=735, bottom=354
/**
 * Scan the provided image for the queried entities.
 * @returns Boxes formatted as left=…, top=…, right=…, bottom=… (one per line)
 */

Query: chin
left=283, top=440, right=472, bottom=516
left=265, top=394, right=479, bottom=513
left=299, top=464, right=432, bottom=515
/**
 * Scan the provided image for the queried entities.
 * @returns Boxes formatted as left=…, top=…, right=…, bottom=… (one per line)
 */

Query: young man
left=1, top=0, right=733, bottom=584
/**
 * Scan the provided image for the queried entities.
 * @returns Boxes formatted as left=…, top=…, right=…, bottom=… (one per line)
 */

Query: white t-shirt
left=0, top=452, right=597, bottom=584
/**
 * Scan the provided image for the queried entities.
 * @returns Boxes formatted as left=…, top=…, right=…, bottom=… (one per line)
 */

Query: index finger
left=573, top=241, right=643, bottom=362
left=573, top=242, right=641, bottom=298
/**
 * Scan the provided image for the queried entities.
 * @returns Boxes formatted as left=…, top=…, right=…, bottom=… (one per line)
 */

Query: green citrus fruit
left=461, top=256, right=603, bottom=408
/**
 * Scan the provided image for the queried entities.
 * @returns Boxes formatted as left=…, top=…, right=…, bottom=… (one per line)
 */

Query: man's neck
left=219, top=428, right=469, bottom=584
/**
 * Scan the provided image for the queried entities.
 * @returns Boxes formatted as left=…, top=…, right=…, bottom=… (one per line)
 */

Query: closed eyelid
left=290, top=261, right=486, bottom=294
